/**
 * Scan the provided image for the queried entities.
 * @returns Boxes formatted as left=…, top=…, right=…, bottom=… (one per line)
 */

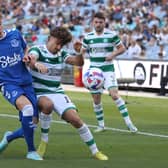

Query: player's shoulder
left=84, top=31, right=95, bottom=39
left=30, top=44, right=45, bottom=50
left=104, top=28, right=118, bottom=36
left=5, top=28, right=20, bottom=35
left=29, top=44, right=47, bottom=56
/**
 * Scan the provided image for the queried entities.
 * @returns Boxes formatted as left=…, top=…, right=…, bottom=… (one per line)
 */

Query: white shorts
left=90, top=71, right=118, bottom=94
left=37, top=93, right=76, bottom=117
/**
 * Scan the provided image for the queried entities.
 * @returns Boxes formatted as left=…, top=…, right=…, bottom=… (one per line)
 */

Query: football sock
left=93, top=103, right=104, bottom=128
left=21, top=105, right=36, bottom=152
left=114, top=97, right=132, bottom=125
left=7, top=128, right=24, bottom=143
left=78, top=123, right=98, bottom=155
left=39, top=112, right=52, bottom=143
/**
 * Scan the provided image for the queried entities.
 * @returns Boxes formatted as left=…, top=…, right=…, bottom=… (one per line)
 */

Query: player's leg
left=0, top=111, right=25, bottom=153
left=109, top=88, right=138, bottom=132
left=0, top=84, right=42, bottom=160
left=104, top=71, right=138, bottom=133
left=16, top=95, right=43, bottom=160
left=62, top=109, right=108, bottom=160
left=0, top=97, right=42, bottom=160
left=37, top=96, right=53, bottom=157
left=0, top=85, right=24, bottom=153
left=53, top=93, right=108, bottom=160
left=2, top=110, right=30, bottom=148
left=0, top=107, right=38, bottom=153
left=91, top=93, right=105, bottom=132
left=0, top=131, right=13, bottom=153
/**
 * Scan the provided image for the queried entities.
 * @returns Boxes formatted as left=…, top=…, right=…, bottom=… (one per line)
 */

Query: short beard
left=95, top=27, right=103, bottom=34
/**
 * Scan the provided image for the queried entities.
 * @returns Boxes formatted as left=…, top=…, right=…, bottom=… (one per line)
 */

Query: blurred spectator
left=127, top=38, right=142, bottom=59
left=0, top=0, right=168, bottom=60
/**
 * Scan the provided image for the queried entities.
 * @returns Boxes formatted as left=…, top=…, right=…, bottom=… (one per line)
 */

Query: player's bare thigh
left=15, top=95, right=32, bottom=110
left=62, top=109, right=83, bottom=128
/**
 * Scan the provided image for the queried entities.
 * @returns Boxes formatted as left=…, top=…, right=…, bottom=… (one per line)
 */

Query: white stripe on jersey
left=29, top=45, right=69, bottom=94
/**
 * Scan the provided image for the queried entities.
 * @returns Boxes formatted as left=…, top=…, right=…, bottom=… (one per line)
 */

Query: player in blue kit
left=0, top=14, right=42, bottom=160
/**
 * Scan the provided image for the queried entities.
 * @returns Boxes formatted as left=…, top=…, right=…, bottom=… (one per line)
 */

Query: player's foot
left=0, top=131, right=12, bottom=153
left=37, top=140, right=47, bottom=157
left=94, top=126, right=105, bottom=133
left=94, top=151, right=108, bottom=161
left=26, top=151, right=43, bottom=161
left=127, top=123, right=138, bottom=133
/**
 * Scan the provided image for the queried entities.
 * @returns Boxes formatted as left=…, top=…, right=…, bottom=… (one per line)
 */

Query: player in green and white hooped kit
left=82, top=12, right=138, bottom=133
left=24, top=27, right=108, bottom=160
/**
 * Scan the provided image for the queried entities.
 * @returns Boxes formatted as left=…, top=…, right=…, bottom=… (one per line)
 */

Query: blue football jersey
left=0, top=28, right=32, bottom=85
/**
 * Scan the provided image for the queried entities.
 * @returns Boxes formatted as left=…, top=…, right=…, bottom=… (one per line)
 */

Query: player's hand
left=105, top=54, right=114, bottom=61
left=23, top=54, right=37, bottom=69
left=33, top=116, right=39, bottom=124
left=34, top=62, right=48, bottom=74
left=73, top=40, right=82, bottom=53
left=23, top=55, right=31, bottom=63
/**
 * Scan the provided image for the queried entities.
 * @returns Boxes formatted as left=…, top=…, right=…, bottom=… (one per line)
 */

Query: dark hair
left=93, top=12, right=105, bottom=20
left=50, top=27, right=72, bottom=46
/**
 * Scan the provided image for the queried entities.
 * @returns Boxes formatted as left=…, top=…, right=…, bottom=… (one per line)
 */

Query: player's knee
left=92, top=94, right=101, bottom=104
left=38, top=96, right=53, bottom=114
left=22, top=104, right=34, bottom=116
left=70, top=117, right=83, bottom=128
left=111, top=95, right=119, bottom=100
left=62, top=109, right=83, bottom=128
left=110, top=91, right=119, bottom=100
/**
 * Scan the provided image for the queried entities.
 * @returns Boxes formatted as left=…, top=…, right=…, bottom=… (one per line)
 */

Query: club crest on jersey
left=10, top=39, right=19, bottom=47
left=12, top=90, right=18, bottom=97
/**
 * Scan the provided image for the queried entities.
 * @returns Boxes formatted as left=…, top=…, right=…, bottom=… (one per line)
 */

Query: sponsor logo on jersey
left=0, top=53, right=21, bottom=68
left=91, top=47, right=106, bottom=53
left=47, top=68, right=62, bottom=76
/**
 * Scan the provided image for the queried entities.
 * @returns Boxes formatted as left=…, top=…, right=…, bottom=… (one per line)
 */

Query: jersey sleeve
left=110, top=30, right=122, bottom=46
left=82, top=37, right=89, bottom=49
left=113, top=35, right=122, bottom=46
left=61, top=50, right=70, bottom=62
left=28, top=47, right=40, bottom=60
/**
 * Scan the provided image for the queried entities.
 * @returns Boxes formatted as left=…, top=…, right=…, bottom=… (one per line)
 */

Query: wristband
left=34, top=62, right=40, bottom=71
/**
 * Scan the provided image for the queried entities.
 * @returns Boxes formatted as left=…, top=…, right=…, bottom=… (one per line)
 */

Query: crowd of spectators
left=1, top=0, right=168, bottom=60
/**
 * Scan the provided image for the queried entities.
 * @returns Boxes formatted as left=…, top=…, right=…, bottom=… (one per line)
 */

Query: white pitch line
left=0, top=113, right=168, bottom=138
left=0, top=114, right=18, bottom=119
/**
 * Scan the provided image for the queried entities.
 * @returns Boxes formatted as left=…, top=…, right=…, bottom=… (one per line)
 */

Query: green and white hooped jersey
left=29, top=45, right=69, bottom=94
left=83, top=29, right=121, bottom=72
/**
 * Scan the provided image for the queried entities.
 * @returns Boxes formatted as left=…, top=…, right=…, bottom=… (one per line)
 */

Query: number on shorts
left=64, top=96, right=71, bottom=103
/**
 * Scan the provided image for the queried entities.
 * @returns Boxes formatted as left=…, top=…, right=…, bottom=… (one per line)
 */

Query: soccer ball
left=82, top=67, right=104, bottom=90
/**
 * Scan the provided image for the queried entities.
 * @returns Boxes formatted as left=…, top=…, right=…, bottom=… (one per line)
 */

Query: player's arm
left=22, top=47, right=34, bottom=66
left=23, top=49, right=48, bottom=74
left=65, top=40, right=84, bottom=66
left=105, top=42, right=126, bottom=61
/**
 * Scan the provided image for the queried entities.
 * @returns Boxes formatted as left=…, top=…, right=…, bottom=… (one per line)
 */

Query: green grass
left=0, top=91, right=168, bottom=168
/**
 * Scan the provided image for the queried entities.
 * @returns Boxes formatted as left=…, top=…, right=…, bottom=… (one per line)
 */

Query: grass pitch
left=0, top=91, right=168, bottom=168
